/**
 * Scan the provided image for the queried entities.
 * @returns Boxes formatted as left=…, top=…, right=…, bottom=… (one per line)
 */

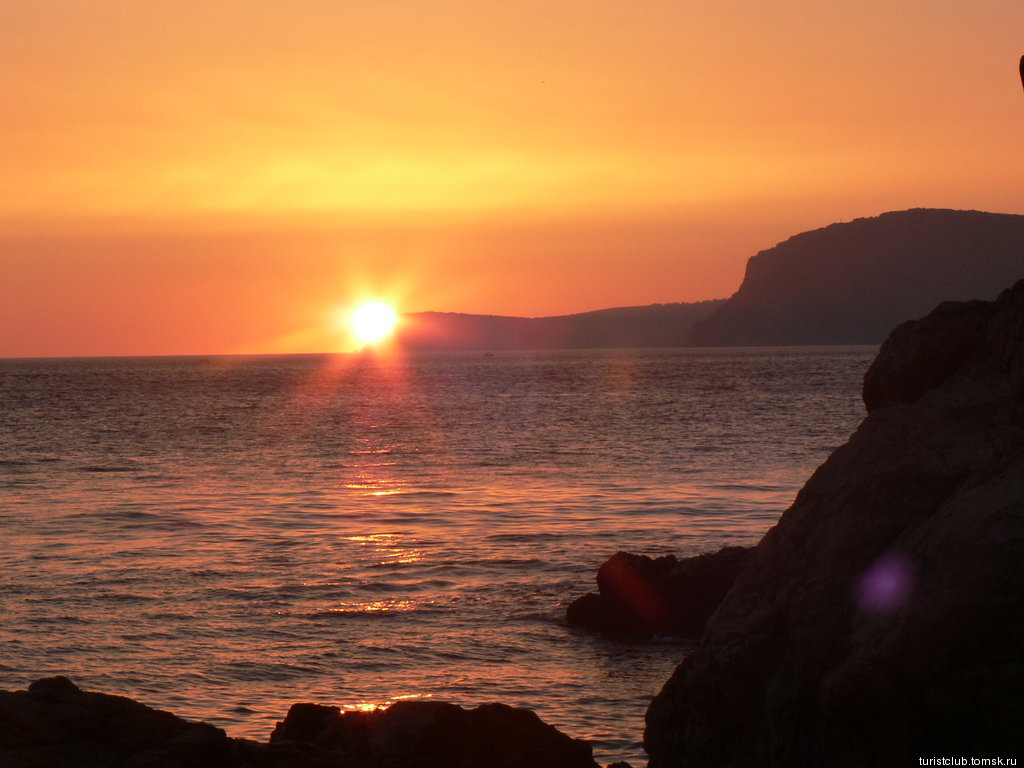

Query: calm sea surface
left=0, top=347, right=874, bottom=764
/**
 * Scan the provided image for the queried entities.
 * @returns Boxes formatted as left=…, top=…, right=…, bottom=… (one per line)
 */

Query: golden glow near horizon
left=1, top=1, right=1023, bottom=356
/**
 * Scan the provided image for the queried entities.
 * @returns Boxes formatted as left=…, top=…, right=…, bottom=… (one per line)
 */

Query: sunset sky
left=2, top=0, right=1022, bottom=356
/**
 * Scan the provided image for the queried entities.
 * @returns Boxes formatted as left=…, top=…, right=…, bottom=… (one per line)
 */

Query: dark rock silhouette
left=0, top=676, right=242, bottom=768
left=566, top=547, right=751, bottom=640
left=645, top=280, right=1024, bottom=766
left=270, top=700, right=598, bottom=768
left=689, top=209, right=1024, bottom=346
left=395, top=301, right=723, bottom=351
left=0, top=677, right=599, bottom=768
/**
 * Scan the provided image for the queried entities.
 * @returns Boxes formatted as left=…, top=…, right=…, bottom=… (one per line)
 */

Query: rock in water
left=270, top=699, right=599, bottom=767
left=0, top=676, right=239, bottom=767
left=566, top=548, right=751, bottom=640
left=0, top=677, right=599, bottom=767
left=645, top=280, right=1024, bottom=766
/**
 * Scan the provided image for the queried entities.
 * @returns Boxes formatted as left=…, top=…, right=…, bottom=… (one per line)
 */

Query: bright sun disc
left=351, top=301, right=398, bottom=345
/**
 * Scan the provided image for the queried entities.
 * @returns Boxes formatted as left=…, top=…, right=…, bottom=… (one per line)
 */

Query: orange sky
left=2, top=1, right=1022, bottom=356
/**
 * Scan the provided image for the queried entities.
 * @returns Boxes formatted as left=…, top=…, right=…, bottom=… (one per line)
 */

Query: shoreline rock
left=566, top=547, right=752, bottom=640
left=269, top=699, right=599, bottom=768
left=644, top=280, right=1024, bottom=766
left=0, top=676, right=602, bottom=768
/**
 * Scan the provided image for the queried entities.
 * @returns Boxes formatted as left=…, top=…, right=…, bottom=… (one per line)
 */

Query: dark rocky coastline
left=645, top=279, right=1024, bottom=766
left=0, top=676, right=602, bottom=768
left=566, top=547, right=751, bottom=640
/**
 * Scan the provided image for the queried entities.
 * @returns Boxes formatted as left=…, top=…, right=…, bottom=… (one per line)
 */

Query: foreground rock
left=0, top=676, right=244, bottom=768
left=0, top=676, right=599, bottom=768
left=567, top=547, right=751, bottom=640
left=645, top=280, right=1024, bottom=766
left=270, top=699, right=598, bottom=768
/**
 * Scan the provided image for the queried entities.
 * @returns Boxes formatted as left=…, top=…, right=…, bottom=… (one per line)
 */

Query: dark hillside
left=689, top=209, right=1024, bottom=345
left=395, top=300, right=723, bottom=351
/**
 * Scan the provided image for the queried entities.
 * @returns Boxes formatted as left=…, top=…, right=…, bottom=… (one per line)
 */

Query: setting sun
left=351, top=301, right=399, bottom=346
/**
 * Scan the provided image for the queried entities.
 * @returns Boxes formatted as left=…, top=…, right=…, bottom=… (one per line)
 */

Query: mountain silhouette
left=394, top=301, right=723, bottom=351
left=688, top=209, right=1024, bottom=346
left=390, top=209, right=1024, bottom=352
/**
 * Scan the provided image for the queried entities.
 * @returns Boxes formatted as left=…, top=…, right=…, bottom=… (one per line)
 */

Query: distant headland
left=393, top=209, right=1024, bottom=351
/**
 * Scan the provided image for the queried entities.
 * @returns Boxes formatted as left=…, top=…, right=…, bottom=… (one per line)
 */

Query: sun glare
left=351, top=301, right=399, bottom=346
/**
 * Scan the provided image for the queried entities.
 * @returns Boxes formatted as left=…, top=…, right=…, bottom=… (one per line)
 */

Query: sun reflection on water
left=344, top=533, right=423, bottom=565
left=348, top=693, right=433, bottom=713
left=343, top=480, right=405, bottom=497
left=325, top=598, right=425, bottom=614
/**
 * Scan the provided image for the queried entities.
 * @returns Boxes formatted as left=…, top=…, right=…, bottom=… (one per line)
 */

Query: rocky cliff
left=689, top=209, right=1024, bottom=346
left=645, top=280, right=1024, bottom=765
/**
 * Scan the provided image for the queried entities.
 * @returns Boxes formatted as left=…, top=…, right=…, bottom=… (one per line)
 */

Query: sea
left=0, top=347, right=875, bottom=765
